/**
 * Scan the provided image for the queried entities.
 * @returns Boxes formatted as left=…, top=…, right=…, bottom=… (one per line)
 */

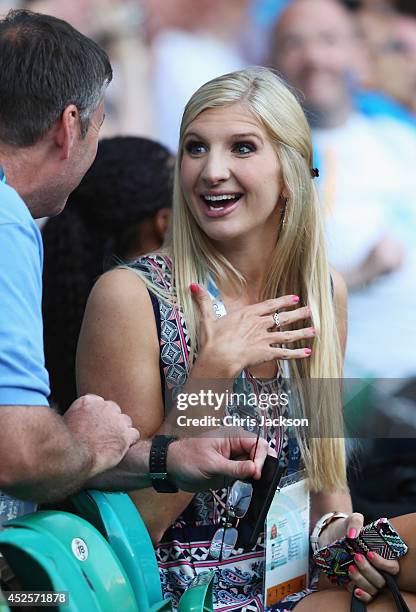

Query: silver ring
left=273, top=311, right=281, bottom=328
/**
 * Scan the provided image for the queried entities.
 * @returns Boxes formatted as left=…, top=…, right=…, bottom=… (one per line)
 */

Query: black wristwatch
left=149, top=435, right=179, bottom=493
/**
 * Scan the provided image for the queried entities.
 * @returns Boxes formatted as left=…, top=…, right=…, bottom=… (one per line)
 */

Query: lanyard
left=206, top=275, right=289, bottom=460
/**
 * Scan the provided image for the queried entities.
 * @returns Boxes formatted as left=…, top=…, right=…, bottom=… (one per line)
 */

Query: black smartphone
left=236, top=455, right=285, bottom=550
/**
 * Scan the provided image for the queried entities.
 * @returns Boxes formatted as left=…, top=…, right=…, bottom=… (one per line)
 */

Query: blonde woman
left=77, top=68, right=415, bottom=610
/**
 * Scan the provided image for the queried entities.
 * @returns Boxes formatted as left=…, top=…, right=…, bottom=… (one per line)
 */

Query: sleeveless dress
left=132, top=254, right=319, bottom=612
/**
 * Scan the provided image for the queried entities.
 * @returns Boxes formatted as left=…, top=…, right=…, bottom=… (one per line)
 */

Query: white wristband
left=310, top=511, right=349, bottom=553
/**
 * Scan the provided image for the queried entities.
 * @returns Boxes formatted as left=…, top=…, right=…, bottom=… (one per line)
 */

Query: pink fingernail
left=356, top=589, right=364, bottom=597
left=367, top=551, right=375, bottom=561
left=292, top=295, right=300, bottom=303
left=190, top=284, right=199, bottom=294
left=348, top=564, right=357, bottom=574
left=355, top=553, right=364, bottom=563
left=309, top=327, right=315, bottom=334
left=348, top=529, right=357, bottom=539
left=304, top=348, right=312, bottom=356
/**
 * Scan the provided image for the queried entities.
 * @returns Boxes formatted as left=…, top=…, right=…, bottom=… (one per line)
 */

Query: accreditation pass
left=264, top=471, right=310, bottom=608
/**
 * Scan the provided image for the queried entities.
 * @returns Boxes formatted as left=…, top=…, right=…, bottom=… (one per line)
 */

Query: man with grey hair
left=0, top=10, right=268, bottom=523
left=0, top=9, right=131, bottom=520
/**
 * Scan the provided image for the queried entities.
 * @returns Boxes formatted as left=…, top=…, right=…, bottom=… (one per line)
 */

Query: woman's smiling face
left=180, top=103, right=285, bottom=247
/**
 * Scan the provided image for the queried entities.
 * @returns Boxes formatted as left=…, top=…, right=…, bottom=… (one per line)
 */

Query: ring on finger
left=273, top=311, right=281, bottom=328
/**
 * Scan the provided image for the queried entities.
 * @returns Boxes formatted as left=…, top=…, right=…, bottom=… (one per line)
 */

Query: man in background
left=271, top=0, right=416, bottom=380
left=270, top=0, right=416, bottom=518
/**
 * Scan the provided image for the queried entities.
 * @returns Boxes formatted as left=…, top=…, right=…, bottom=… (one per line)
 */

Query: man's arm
left=0, top=405, right=93, bottom=500
left=83, top=441, right=152, bottom=491
left=341, top=237, right=404, bottom=289
left=0, top=396, right=139, bottom=502
left=85, top=429, right=270, bottom=493
left=0, top=208, right=139, bottom=502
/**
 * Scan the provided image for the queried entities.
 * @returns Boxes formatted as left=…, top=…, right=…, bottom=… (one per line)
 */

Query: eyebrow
left=184, top=131, right=264, bottom=142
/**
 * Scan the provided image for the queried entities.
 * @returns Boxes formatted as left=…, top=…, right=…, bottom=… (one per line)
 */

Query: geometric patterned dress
left=131, top=254, right=318, bottom=611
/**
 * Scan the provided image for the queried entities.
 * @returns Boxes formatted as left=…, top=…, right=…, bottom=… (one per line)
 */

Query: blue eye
left=233, top=142, right=255, bottom=155
left=184, top=141, right=207, bottom=155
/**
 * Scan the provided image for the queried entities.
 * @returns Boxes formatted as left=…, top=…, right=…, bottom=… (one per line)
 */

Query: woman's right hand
left=190, top=284, right=314, bottom=377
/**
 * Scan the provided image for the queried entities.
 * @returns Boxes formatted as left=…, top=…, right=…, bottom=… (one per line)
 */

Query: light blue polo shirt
left=0, top=168, right=50, bottom=521
left=0, top=168, right=50, bottom=406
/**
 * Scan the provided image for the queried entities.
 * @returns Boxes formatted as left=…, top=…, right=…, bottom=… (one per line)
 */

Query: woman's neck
left=215, top=237, right=275, bottom=302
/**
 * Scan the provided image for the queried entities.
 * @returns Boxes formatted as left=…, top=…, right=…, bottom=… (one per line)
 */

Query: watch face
left=152, top=477, right=178, bottom=493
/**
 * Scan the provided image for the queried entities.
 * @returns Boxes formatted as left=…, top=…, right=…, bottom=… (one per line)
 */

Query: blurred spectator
left=270, top=0, right=416, bottom=379
left=42, top=136, right=173, bottom=412
left=357, top=7, right=416, bottom=119
left=395, top=15, right=416, bottom=114
left=23, top=0, right=262, bottom=150
left=142, top=0, right=250, bottom=151
left=26, top=0, right=154, bottom=139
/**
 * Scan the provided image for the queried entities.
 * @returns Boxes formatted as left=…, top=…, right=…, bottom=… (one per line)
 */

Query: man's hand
left=63, top=394, right=140, bottom=478
left=167, top=428, right=271, bottom=492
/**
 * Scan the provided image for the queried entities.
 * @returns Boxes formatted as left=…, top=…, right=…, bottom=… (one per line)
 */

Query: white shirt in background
left=314, top=113, right=416, bottom=378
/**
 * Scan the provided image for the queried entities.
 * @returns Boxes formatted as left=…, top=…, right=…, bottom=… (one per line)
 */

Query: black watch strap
left=149, top=435, right=178, bottom=493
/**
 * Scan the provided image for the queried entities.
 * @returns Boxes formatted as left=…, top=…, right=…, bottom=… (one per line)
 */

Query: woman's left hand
left=319, top=512, right=400, bottom=604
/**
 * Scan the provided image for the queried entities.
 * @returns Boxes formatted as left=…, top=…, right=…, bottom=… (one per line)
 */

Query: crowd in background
left=1, top=0, right=415, bottom=513
left=0, top=0, right=412, bottom=145
left=8, top=0, right=413, bottom=381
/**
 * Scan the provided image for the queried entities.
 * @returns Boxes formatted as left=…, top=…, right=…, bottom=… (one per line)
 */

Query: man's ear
left=55, top=105, right=80, bottom=160
left=153, top=207, right=172, bottom=242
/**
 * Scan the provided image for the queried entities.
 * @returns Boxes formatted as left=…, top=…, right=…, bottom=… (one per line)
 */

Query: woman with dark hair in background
left=42, top=136, right=173, bottom=412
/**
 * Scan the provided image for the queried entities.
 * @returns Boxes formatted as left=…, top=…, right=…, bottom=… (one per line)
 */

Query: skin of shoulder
left=77, top=267, right=195, bottom=543
left=76, top=267, right=164, bottom=438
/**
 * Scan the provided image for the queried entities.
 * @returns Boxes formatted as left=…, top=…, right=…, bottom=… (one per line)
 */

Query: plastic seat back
left=2, top=510, right=138, bottom=612
left=70, top=491, right=213, bottom=612
left=70, top=490, right=163, bottom=609
left=178, top=572, right=214, bottom=612
left=0, top=590, right=11, bottom=612
left=0, top=526, right=98, bottom=611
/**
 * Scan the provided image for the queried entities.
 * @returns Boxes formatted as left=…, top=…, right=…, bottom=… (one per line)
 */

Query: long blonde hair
left=129, top=67, right=346, bottom=492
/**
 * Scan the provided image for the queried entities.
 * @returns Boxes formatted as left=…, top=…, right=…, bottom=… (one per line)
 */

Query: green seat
left=70, top=491, right=213, bottom=612
left=0, top=511, right=138, bottom=612
left=0, top=590, right=11, bottom=612
left=70, top=490, right=165, bottom=609
left=0, top=526, right=97, bottom=611
left=149, top=602, right=175, bottom=612
left=178, top=572, right=215, bottom=612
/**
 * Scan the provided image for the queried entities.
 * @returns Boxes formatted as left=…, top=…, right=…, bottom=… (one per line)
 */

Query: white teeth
left=209, top=205, right=224, bottom=211
left=203, top=194, right=239, bottom=202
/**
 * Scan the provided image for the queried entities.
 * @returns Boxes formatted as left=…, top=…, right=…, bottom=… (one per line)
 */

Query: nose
left=201, top=150, right=231, bottom=185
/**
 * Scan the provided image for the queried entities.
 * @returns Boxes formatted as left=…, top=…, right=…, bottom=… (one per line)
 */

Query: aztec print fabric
left=131, top=254, right=318, bottom=611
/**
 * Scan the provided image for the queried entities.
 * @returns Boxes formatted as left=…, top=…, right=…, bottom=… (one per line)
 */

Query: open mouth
left=200, top=193, right=243, bottom=212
